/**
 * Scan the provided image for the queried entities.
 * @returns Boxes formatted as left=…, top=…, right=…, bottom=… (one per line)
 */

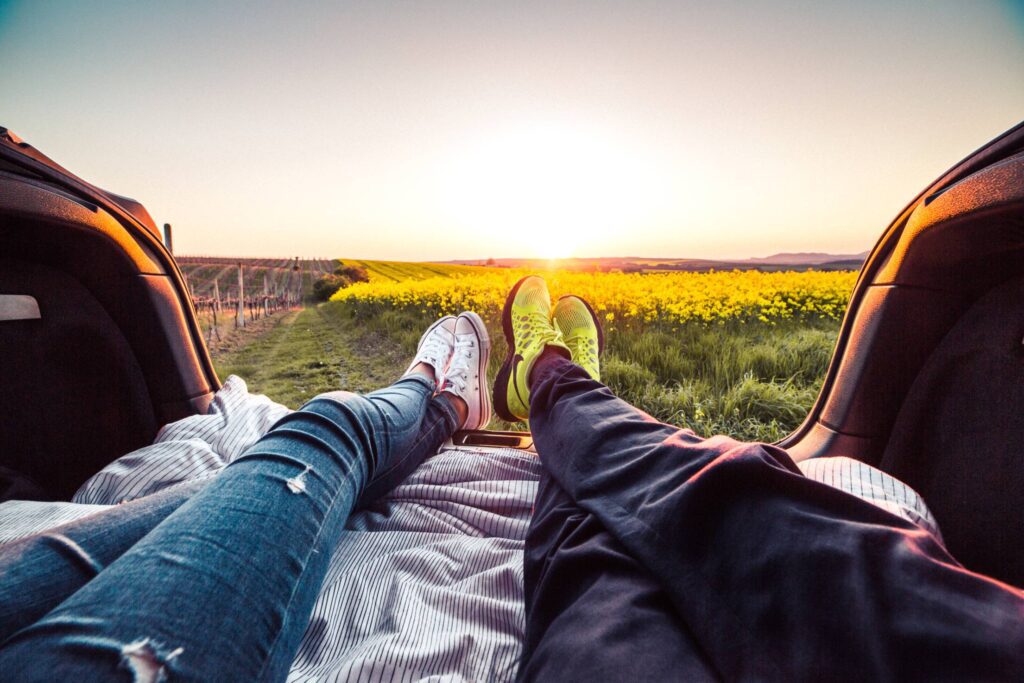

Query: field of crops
left=178, top=257, right=338, bottom=299
left=325, top=264, right=858, bottom=440
left=336, top=259, right=487, bottom=282
left=331, top=269, right=857, bottom=326
left=176, top=256, right=339, bottom=346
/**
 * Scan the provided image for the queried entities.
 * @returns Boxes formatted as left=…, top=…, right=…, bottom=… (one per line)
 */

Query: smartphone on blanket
left=451, top=430, right=535, bottom=451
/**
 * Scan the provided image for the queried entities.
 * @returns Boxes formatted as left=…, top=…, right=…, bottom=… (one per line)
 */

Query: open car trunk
left=782, top=119, right=1024, bottom=585
left=0, top=127, right=218, bottom=500
left=782, top=119, right=1024, bottom=463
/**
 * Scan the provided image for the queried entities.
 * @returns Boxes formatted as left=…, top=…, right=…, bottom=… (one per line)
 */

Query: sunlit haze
left=2, top=1, right=1023, bottom=260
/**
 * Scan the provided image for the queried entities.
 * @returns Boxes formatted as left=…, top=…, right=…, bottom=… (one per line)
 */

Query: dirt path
left=212, top=304, right=408, bottom=408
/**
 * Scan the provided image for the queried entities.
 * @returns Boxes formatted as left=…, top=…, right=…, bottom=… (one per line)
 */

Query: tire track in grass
left=214, top=303, right=409, bottom=408
left=313, top=303, right=408, bottom=389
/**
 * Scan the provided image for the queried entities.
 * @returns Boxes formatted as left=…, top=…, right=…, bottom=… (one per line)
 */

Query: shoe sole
left=493, top=275, right=533, bottom=422
left=458, top=311, right=492, bottom=429
left=404, top=315, right=455, bottom=378
left=556, top=295, right=605, bottom=354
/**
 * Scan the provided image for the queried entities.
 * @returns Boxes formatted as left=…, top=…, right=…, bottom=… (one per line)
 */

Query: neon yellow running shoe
left=493, top=276, right=570, bottom=422
left=551, top=295, right=604, bottom=381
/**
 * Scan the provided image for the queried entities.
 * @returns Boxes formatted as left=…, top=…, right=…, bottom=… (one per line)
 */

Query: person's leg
left=496, top=277, right=1024, bottom=680
left=361, top=310, right=492, bottom=501
left=0, top=479, right=203, bottom=643
left=0, top=387, right=459, bottom=646
left=0, top=318, right=473, bottom=681
left=519, top=468, right=716, bottom=682
left=507, top=285, right=716, bottom=680
left=528, top=351, right=1024, bottom=680
left=355, top=387, right=461, bottom=507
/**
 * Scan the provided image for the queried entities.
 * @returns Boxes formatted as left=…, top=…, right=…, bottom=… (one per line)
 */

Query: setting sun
left=439, top=122, right=669, bottom=259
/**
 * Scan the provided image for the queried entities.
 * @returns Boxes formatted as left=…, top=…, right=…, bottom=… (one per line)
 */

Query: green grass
left=214, top=306, right=410, bottom=407
left=600, top=322, right=833, bottom=441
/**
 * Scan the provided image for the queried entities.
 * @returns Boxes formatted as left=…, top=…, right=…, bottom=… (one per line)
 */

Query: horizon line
left=173, top=250, right=871, bottom=263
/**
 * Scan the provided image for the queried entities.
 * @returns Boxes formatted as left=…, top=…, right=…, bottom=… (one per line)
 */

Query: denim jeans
left=519, top=354, right=1024, bottom=681
left=0, top=375, right=459, bottom=682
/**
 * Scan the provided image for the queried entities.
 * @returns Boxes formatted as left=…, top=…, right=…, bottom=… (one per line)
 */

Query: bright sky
left=2, top=1, right=1023, bottom=260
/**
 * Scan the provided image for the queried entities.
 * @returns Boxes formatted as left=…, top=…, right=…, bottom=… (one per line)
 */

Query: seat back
left=880, top=274, right=1024, bottom=587
left=0, top=259, right=157, bottom=499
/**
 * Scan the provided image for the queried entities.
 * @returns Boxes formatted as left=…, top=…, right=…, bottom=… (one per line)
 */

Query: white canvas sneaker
left=403, top=316, right=457, bottom=385
left=442, top=312, right=492, bottom=430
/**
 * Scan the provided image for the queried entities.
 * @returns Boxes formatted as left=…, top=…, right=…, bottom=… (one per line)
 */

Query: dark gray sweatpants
left=519, top=355, right=1024, bottom=681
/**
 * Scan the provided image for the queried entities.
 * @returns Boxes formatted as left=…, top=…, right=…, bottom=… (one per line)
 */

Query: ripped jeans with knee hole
left=0, top=375, right=459, bottom=682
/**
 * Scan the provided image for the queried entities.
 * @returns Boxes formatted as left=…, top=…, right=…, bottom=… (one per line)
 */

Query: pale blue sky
left=2, top=1, right=1023, bottom=259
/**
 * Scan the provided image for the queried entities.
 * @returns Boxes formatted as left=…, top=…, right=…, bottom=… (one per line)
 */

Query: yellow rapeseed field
left=331, top=269, right=858, bottom=326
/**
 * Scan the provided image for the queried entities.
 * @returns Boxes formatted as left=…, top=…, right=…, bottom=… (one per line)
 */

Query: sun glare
left=440, top=122, right=668, bottom=260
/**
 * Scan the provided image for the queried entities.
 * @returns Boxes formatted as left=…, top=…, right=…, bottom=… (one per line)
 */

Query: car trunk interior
left=0, top=159, right=217, bottom=501
left=785, top=149, right=1024, bottom=462
left=784, top=135, right=1024, bottom=586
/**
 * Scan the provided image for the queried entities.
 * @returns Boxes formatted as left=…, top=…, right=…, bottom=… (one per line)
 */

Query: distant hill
left=743, top=252, right=870, bottom=265
left=440, top=252, right=869, bottom=273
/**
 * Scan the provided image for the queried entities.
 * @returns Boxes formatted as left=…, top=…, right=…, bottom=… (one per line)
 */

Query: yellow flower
left=331, top=266, right=857, bottom=327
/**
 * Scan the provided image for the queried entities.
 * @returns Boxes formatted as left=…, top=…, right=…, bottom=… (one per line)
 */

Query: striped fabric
left=71, top=375, right=290, bottom=505
left=287, top=447, right=537, bottom=682
left=0, top=377, right=943, bottom=681
left=0, top=499, right=109, bottom=541
left=799, top=456, right=943, bottom=542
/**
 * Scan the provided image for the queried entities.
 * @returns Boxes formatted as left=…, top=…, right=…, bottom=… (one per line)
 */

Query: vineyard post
left=292, top=256, right=300, bottom=306
left=236, top=262, right=245, bottom=328
left=210, top=297, right=221, bottom=342
left=263, top=276, right=269, bottom=317
left=213, top=278, right=221, bottom=314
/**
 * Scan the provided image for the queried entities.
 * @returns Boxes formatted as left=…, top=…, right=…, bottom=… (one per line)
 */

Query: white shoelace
left=417, top=333, right=453, bottom=378
left=444, top=336, right=476, bottom=395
